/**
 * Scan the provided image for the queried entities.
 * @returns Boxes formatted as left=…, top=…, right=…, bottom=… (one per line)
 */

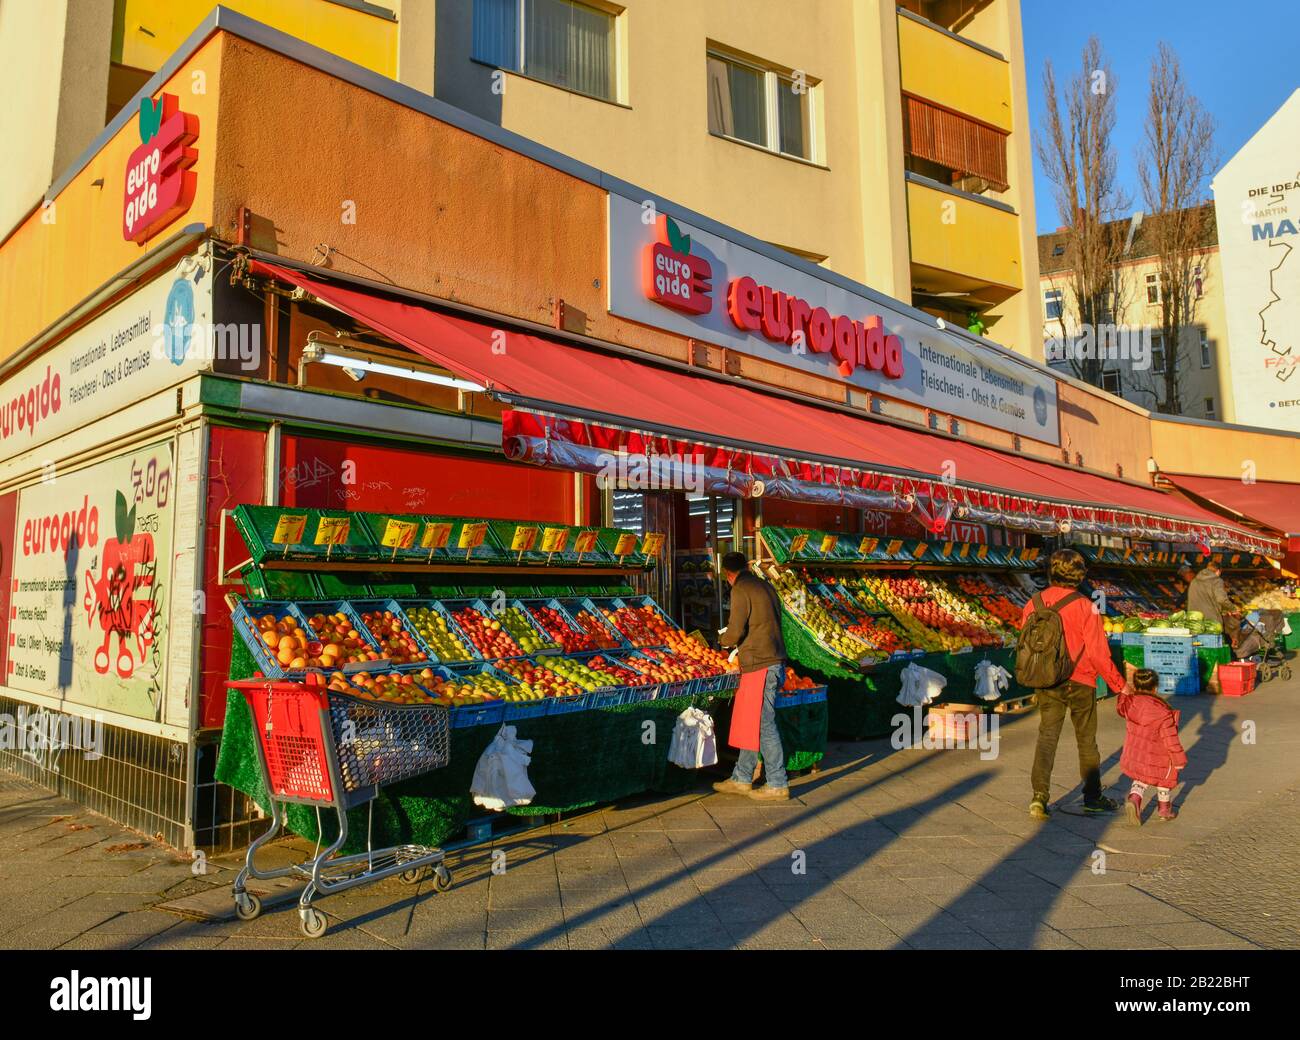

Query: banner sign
left=7, top=442, right=174, bottom=721
left=608, top=195, right=1060, bottom=443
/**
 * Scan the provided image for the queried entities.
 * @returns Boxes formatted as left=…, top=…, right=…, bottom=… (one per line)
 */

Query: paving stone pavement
left=1, top=673, right=1297, bottom=950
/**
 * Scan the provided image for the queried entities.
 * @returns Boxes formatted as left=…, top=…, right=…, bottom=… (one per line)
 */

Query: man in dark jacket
left=712, top=552, right=790, bottom=801
left=1187, top=562, right=1231, bottom=629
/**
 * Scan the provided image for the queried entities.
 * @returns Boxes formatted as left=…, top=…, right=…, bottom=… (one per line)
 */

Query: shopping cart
left=228, top=677, right=453, bottom=938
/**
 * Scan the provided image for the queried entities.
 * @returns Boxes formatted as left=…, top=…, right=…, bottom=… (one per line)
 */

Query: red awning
left=249, top=259, right=1274, bottom=552
left=1164, top=473, right=1300, bottom=537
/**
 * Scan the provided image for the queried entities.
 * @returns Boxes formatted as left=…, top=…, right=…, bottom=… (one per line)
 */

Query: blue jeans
left=730, top=663, right=788, bottom=790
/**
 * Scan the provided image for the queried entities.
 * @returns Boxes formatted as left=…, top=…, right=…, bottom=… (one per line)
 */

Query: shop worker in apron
left=712, top=552, right=790, bottom=801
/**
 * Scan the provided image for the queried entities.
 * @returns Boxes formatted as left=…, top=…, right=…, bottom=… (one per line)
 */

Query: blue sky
left=1022, top=0, right=1300, bottom=233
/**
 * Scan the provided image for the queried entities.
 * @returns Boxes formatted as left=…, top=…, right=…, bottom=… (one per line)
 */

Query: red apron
left=728, top=668, right=767, bottom=751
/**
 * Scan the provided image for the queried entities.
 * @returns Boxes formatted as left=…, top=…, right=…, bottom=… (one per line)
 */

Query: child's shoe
left=1125, top=792, right=1143, bottom=826
left=1157, top=799, right=1177, bottom=822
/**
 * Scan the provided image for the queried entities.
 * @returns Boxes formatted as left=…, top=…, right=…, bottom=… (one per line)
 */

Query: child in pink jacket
left=1116, top=668, right=1187, bottom=824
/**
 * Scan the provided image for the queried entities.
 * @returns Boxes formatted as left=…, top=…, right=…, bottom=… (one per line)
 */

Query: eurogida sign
left=607, top=195, right=1060, bottom=445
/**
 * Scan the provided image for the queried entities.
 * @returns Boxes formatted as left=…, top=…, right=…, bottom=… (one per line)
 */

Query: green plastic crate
left=232, top=505, right=377, bottom=562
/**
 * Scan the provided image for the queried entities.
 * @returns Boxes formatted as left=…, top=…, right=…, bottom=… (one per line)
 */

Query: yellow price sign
left=957, top=543, right=971, bottom=559
left=271, top=513, right=307, bottom=545
left=541, top=526, right=570, bottom=553
left=421, top=521, right=452, bottom=550
left=789, top=533, right=809, bottom=555
left=941, top=541, right=954, bottom=557
left=511, top=525, right=540, bottom=552
left=458, top=522, right=487, bottom=550
left=819, top=534, right=838, bottom=555
left=913, top=541, right=929, bottom=559
left=574, top=530, right=600, bottom=555
left=642, top=532, right=666, bottom=557
left=859, top=536, right=879, bottom=555
left=885, top=539, right=904, bottom=555
left=314, top=515, right=351, bottom=546
left=977, top=544, right=989, bottom=559
left=381, top=518, right=418, bottom=550
left=613, top=533, right=638, bottom=557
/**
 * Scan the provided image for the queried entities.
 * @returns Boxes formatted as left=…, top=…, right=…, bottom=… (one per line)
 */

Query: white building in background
left=1213, top=90, right=1300, bottom=433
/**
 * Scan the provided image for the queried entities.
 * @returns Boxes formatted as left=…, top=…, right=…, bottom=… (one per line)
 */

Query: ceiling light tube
left=301, top=341, right=484, bottom=392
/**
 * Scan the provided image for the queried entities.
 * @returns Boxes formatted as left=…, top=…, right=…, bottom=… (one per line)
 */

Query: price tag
left=271, top=513, right=307, bottom=545
left=314, top=515, right=350, bottom=546
left=381, top=518, right=418, bottom=550
left=859, top=536, right=879, bottom=555
left=941, top=541, right=954, bottom=557
left=574, top=530, right=600, bottom=555
left=541, top=526, right=570, bottom=553
left=819, top=534, right=838, bottom=555
left=913, top=541, right=929, bottom=559
left=957, top=543, right=971, bottom=559
left=613, top=532, right=638, bottom=558
left=421, top=521, right=452, bottom=550
left=789, top=533, right=809, bottom=555
left=1023, top=547, right=1040, bottom=561
left=977, top=545, right=989, bottom=560
left=511, top=525, right=540, bottom=552
left=885, top=539, right=904, bottom=556
left=458, top=522, right=487, bottom=550
left=642, top=532, right=666, bottom=557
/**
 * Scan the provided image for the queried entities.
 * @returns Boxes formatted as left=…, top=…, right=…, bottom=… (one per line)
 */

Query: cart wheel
left=300, top=908, right=328, bottom=939
left=399, top=867, right=427, bottom=885
left=433, top=865, right=452, bottom=892
left=233, top=892, right=262, bottom=921
left=1282, top=666, right=1293, bottom=681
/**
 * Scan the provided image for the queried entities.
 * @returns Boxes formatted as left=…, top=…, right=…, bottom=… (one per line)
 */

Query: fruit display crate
left=515, top=598, right=621, bottom=655
left=232, top=505, right=379, bottom=562
left=232, top=599, right=318, bottom=678
left=581, top=596, right=675, bottom=648
left=367, top=598, right=479, bottom=666
left=356, top=513, right=511, bottom=566
left=437, top=598, right=561, bottom=659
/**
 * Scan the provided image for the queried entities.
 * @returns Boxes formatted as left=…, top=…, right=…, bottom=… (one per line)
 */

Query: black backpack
left=1015, top=591, right=1084, bottom=689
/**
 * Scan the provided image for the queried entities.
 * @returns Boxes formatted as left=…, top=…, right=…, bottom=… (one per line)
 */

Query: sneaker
left=711, top=779, right=751, bottom=797
left=1028, top=798, right=1050, bottom=820
left=1125, top=793, right=1143, bottom=826
left=1157, top=800, right=1177, bottom=822
left=1083, top=795, right=1119, bottom=814
left=748, top=785, right=790, bottom=801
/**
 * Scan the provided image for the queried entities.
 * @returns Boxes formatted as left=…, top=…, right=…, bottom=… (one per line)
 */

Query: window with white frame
left=1200, top=330, right=1211, bottom=368
left=1101, top=370, right=1122, bottom=394
left=1205, top=396, right=1217, bottom=420
left=1044, top=288, right=1063, bottom=321
left=707, top=50, right=813, bottom=161
left=1145, top=272, right=1161, bottom=304
left=472, top=0, right=617, bottom=102
left=1151, top=334, right=1165, bottom=374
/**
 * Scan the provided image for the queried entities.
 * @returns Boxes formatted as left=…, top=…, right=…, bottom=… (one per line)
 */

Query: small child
left=1116, top=668, right=1187, bottom=824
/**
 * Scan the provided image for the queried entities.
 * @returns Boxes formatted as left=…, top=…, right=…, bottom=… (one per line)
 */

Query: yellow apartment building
left=0, top=0, right=1042, bottom=358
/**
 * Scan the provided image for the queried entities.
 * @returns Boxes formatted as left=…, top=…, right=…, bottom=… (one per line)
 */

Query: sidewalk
left=2, top=675, right=1297, bottom=950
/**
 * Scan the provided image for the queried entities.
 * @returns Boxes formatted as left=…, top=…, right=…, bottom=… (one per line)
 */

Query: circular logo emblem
left=162, top=278, right=195, bottom=366
left=1033, top=385, right=1048, bottom=426
left=750, top=480, right=766, bottom=498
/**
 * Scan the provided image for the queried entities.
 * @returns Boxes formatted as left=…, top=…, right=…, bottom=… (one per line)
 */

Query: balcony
left=906, top=175, right=1022, bottom=305
left=897, top=8, right=1012, bottom=133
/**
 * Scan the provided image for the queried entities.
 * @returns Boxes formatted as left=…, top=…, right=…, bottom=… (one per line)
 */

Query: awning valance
left=1164, top=473, right=1300, bottom=538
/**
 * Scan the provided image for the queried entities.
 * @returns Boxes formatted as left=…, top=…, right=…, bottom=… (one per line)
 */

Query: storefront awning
left=248, top=259, right=1276, bottom=554
left=1164, top=473, right=1300, bottom=538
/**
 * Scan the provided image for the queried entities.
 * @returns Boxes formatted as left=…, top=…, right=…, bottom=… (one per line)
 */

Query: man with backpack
left=1016, top=548, right=1131, bottom=820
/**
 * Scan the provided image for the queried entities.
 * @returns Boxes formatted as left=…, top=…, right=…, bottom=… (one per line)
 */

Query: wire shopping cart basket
left=228, top=677, right=452, bottom=938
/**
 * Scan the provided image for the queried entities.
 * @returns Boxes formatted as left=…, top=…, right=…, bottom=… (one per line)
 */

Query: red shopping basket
left=232, top=679, right=336, bottom=803
left=1217, top=662, right=1256, bottom=698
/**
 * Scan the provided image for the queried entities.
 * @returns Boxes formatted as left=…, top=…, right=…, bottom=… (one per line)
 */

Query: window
left=1101, top=370, right=1122, bottom=394
left=903, top=95, right=1009, bottom=193
left=1044, top=288, right=1063, bottom=320
left=1205, top=396, right=1217, bottom=420
left=1200, top=331, right=1211, bottom=368
left=1151, top=335, right=1165, bottom=374
left=1145, top=273, right=1161, bottom=305
left=708, top=50, right=813, bottom=161
left=1193, top=265, right=1204, bottom=299
left=472, top=0, right=617, bottom=102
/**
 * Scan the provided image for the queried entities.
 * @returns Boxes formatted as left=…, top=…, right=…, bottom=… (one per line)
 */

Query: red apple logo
left=643, top=215, right=712, bottom=315
left=83, top=491, right=157, bottom=678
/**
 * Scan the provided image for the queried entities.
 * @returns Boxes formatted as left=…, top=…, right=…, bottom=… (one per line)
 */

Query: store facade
left=0, top=12, right=1293, bottom=851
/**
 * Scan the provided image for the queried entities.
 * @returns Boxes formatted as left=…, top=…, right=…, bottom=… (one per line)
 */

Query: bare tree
left=1038, top=37, right=1131, bottom=385
left=1135, top=41, right=1216, bottom=415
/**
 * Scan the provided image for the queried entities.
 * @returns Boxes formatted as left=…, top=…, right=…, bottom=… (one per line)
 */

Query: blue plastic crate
left=1158, top=672, right=1200, bottom=696
left=230, top=599, right=315, bottom=677
left=1144, top=634, right=1195, bottom=653
left=1121, top=632, right=1145, bottom=646
left=776, top=692, right=804, bottom=710
left=1146, top=648, right=1196, bottom=672
left=503, top=699, right=550, bottom=721
left=803, top=687, right=828, bottom=705
left=390, top=599, right=481, bottom=663
left=450, top=701, right=506, bottom=728
left=589, top=689, right=627, bottom=708
left=1193, top=634, right=1226, bottom=648
left=546, top=692, right=593, bottom=715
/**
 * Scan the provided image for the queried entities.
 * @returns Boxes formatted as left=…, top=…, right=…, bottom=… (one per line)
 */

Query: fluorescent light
left=312, top=350, right=485, bottom=392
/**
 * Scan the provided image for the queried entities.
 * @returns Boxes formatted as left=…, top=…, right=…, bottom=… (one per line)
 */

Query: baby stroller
left=1232, top=610, right=1292, bottom=684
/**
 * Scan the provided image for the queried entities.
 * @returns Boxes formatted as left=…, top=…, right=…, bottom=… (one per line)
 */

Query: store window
left=1044, top=288, right=1063, bottom=320
left=472, top=0, right=618, bottom=102
left=1205, top=396, right=1217, bottom=420
left=1145, top=273, right=1161, bottom=305
left=1200, top=331, right=1211, bottom=368
left=707, top=49, right=814, bottom=161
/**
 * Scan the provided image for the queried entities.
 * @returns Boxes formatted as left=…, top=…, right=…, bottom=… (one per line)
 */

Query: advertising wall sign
left=123, top=93, right=199, bottom=244
left=0, top=251, right=212, bottom=465
left=7, top=442, right=174, bottom=722
left=1213, top=92, right=1300, bottom=431
left=608, top=195, right=1060, bottom=444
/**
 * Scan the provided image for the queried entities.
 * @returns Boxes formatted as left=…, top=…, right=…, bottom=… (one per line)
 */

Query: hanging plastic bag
left=896, top=662, right=947, bottom=706
left=471, top=725, right=536, bottom=811
left=668, top=707, right=717, bottom=768
left=973, top=659, right=1011, bottom=702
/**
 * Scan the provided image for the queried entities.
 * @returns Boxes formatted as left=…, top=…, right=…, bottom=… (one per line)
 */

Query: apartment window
left=707, top=51, right=813, bottom=161
left=472, top=0, right=617, bottom=102
left=1145, top=273, right=1161, bottom=304
left=1200, top=331, right=1212, bottom=368
left=1205, top=396, right=1217, bottom=420
left=1101, top=370, right=1122, bottom=394
left=1193, top=264, right=1204, bottom=299
left=1044, top=288, right=1063, bottom=320
left=1151, top=335, right=1165, bottom=374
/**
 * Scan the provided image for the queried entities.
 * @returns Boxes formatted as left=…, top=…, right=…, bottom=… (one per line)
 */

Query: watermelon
left=1204, top=621, right=1222, bottom=634
left=1123, top=618, right=1144, bottom=632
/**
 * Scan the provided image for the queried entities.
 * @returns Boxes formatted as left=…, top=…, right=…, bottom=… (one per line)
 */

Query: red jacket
left=1019, top=586, right=1126, bottom=693
left=1117, top=690, right=1187, bottom=787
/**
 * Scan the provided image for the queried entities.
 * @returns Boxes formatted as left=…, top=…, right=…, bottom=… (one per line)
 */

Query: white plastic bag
left=896, top=662, right=948, bottom=706
left=471, top=725, right=536, bottom=811
left=668, top=707, right=717, bottom=768
left=973, top=659, right=1011, bottom=702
